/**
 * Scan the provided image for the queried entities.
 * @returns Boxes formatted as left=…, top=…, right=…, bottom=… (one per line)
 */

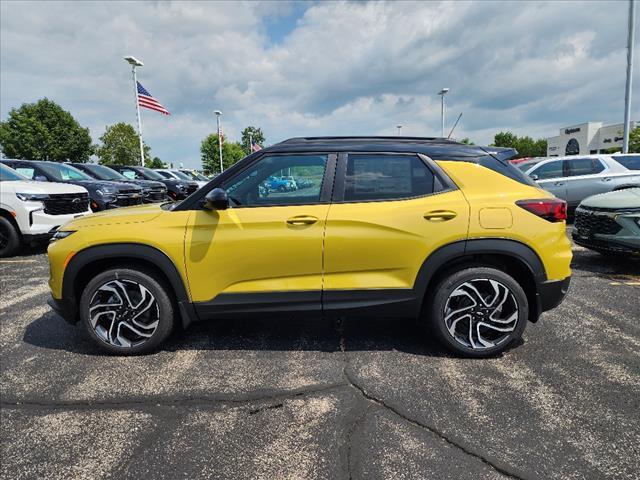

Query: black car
left=70, top=163, right=167, bottom=203
left=108, top=165, right=198, bottom=200
left=1, top=160, right=144, bottom=211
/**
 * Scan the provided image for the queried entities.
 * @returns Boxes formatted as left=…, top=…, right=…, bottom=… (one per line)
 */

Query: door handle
left=423, top=210, right=457, bottom=221
left=602, top=177, right=612, bottom=182
left=554, top=182, right=564, bottom=186
left=286, top=215, right=318, bottom=226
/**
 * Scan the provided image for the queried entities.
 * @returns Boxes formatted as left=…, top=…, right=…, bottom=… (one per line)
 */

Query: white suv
left=0, top=163, right=92, bottom=257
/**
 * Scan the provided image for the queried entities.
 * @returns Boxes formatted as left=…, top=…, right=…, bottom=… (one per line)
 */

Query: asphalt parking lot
left=1, top=234, right=639, bottom=480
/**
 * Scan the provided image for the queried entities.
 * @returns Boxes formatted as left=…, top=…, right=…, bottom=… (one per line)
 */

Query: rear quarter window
left=612, top=155, right=640, bottom=171
left=478, top=156, right=537, bottom=186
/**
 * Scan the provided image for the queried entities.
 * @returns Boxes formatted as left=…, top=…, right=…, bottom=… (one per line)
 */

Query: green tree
left=459, top=137, right=474, bottom=145
left=96, top=122, right=150, bottom=166
left=201, top=134, right=246, bottom=175
left=0, top=98, right=93, bottom=162
left=628, top=127, right=640, bottom=153
left=492, top=131, right=547, bottom=158
left=147, top=156, right=166, bottom=169
left=241, top=126, right=266, bottom=154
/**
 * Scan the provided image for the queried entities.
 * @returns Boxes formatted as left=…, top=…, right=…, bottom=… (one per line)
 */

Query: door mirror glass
left=204, top=188, right=229, bottom=210
left=34, top=175, right=49, bottom=182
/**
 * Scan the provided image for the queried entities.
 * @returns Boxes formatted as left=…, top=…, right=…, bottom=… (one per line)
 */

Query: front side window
left=38, top=163, right=91, bottom=181
left=343, top=154, right=435, bottom=201
left=221, top=154, right=328, bottom=207
left=566, top=158, right=605, bottom=177
left=531, top=160, right=563, bottom=180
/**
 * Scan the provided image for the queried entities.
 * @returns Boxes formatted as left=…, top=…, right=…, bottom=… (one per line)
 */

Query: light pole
left=396, top=125, right=402, bottom=136
left=124, top=56, right=145, bottom=166
left=623, top=0, right=636, bottom=153
left=438, top=88, right=450, bottom=138
left=214, top=110, right=223, bottom=173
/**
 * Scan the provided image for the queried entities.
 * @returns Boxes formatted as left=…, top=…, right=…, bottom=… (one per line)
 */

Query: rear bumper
left=537, top=276, right=571, bottom=313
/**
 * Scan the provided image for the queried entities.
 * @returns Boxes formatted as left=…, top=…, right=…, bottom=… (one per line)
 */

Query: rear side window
left=14, top=166, right=36, bottom=179
left=565, top=158, right=605, bottom=177
left=531, top=160, right=564, bottom=180
left=344, top=154, right=435, bottom=201
left=612, top=155, right=640, bottom=170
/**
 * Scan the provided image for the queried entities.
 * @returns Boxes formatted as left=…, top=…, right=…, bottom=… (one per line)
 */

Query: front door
left=322, top=153, right=470, bottom=313
left=531, top=159, right=567, bottom=200
left=185, top=153, right=335, bottom=316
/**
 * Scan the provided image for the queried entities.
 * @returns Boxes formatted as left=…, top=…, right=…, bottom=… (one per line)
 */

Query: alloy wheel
left=443, top=278, right=519, bottom=350
left=88, top=279, right=159, bottom=348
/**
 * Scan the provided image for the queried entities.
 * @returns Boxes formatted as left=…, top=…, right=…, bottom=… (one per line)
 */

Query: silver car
left=517, top=154, right=640, bottom=208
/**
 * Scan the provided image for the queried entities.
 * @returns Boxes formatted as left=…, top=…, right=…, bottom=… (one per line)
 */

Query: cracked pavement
left=1, top=236, right=639, bottom=480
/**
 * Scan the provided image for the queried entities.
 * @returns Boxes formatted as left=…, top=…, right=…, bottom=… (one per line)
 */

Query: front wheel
left=0, top=216, right=21, bottom=258
left=79, top=268, right=175, bottom=355
left=426, top=267, right=528, bottom=358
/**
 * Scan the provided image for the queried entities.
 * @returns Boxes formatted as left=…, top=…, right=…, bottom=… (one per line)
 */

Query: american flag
left=251, top=141, right=262, bottom=152
left=137, top=82, right=170, bottom=115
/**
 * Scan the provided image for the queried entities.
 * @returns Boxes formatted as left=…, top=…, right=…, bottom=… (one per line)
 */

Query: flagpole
left=132, top=66, right=145, bottom=166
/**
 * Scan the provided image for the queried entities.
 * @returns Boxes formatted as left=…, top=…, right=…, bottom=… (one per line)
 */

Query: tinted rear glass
left=344, top=154, right=435, bottom=201
left=612, top=155, right=640, bottom=170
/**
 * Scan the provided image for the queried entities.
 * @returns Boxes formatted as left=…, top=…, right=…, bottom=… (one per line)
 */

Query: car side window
left=119, top=168, right=139, bottom=180
left=531, top=160, right=563, bottom=180
left=343, top=154, right=435, bottom=201
left=566, top=158, right=605, bottom=177
left=14, top=166, right=36, bottom=179
left=220, top=154, right=328, bottom=207
left=612, top=155, right=640, bottom=171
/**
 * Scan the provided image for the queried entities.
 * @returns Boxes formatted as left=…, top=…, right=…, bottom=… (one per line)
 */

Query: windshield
left=38, top=162, right=92, bottom=181
left=170, top=170, right=192, bottom=181
left=0, top=163, right=28, bottom=181
left=82, top=164, right=128, bottom=181
left=180, top=170, right=208, bottom=181
left=156, top=171, right=174, bottom=179
left=136, top=167, right=165, bottom=180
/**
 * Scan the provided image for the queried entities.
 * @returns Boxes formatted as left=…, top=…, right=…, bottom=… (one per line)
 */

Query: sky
left=1, top=0, right=637, bottom=168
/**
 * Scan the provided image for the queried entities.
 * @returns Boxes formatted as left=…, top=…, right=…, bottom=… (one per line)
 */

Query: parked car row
left=0, top=160, right=210, bottom=256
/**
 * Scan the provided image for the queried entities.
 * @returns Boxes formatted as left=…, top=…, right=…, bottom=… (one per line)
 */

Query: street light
left=396, top=124, right=403, bottom=136
left=124, top=55, right=145, bottom=165
left=214, top=110, right=223, bottom=173
left=623, top=0, right=635, bottom=153
left=438, top=88, right=450, bottom=138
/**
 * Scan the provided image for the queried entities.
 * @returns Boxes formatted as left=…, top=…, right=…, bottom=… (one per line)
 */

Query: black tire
left=0, top=216, right=21, bottom=258
left=79, top=268, right=175, bottom=355
left=426, top=267, right=528, bottom=358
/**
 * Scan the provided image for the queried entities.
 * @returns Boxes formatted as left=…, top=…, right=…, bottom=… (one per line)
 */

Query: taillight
left=516, top=199, right=567, bottom=222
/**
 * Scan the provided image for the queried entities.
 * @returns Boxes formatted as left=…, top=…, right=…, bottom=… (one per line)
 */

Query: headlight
left=177, top=184, right=187, bottom=191
left=96, top=187, right=116, bottom=196
left=50, top=230, right=76, bottom=242
left=16, top=192, right=48, bottom=202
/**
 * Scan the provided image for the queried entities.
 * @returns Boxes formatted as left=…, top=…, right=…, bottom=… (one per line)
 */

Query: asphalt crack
left=334, top=316, right=530, bottom=480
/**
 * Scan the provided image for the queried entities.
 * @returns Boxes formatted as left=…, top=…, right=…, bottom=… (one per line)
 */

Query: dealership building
left=546, top=121, right=637, bottom=157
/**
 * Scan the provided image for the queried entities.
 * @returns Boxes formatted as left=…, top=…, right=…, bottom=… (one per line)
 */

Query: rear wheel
left=427, top=267, right=528, bottom=358
left=0, top=216, right=21, bottom=258
left=79, top=268, right=175, bottom=355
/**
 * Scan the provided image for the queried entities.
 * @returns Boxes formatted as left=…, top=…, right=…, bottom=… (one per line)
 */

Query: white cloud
left=1, top=0, right=636, bottom=168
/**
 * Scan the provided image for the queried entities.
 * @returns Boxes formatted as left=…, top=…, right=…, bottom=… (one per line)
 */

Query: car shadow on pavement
left=571, top=249, right=640, bottom=276
left=23, top=310, right=508, bottom=358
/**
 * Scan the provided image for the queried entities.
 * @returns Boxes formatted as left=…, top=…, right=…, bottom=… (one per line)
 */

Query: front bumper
left=536, top=276, right=571, bottom=314
left=47, top=295, right=78, bottom=324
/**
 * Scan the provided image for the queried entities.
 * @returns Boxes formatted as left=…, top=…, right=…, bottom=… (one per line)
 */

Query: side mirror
left=530, top=174, right=539, bottom=181
left=204, top=188, right=229, bottom=210
left=34, top=175, right=49, bottom=182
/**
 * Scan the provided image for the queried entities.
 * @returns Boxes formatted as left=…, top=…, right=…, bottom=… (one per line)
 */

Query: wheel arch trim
left=61, top=243, right=197, bottom=327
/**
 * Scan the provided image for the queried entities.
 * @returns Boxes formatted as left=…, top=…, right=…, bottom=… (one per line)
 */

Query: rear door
left=322, top=152, right=469, bottom=312
left=530, top=159, right=567, bottom=200
left=563, top=157, right=607, bottom=207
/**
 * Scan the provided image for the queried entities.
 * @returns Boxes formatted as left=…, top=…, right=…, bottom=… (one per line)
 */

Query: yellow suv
left=48, top=137, right=572, bottom=357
